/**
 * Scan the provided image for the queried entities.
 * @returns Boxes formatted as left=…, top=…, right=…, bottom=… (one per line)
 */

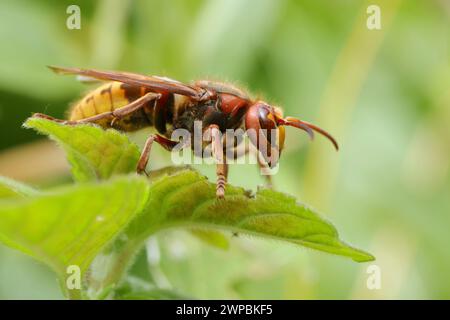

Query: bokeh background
left=0, top=0, right=449, bottom=299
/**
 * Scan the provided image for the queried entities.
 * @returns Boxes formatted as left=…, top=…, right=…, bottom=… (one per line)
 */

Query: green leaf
left=125, top=170, right=374, bottom=263
left=189, top=229, right=230, bottom=250
left=23, top=117, right=141, bottom=182
left=0, top=175, right=149, bottom=297
left=87, top=169, right=373, bottom=297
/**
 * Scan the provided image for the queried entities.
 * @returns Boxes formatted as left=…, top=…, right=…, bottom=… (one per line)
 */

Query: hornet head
left=244, top=102, right=339, bottom=168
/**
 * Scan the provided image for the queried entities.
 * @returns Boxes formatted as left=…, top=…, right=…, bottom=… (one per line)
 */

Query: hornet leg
left=205, top=124, right=228, bottom=199
left=136, top=134, right=180, bottom=175
left=216, top=162, right=228, bottom=199
left=32, top=92, right=161, bottom=126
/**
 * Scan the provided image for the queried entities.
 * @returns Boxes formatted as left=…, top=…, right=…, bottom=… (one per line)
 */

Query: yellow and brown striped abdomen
left=69, top=82, right=153, bottom=131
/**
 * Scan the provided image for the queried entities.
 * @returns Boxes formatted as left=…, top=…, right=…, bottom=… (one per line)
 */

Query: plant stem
left=86, top=237, right=145, bottom=299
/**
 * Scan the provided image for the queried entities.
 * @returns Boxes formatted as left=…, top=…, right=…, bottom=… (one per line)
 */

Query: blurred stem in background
left=90, top=0, right=131, bottom=68
left=302, top=0, right=402, bottom=212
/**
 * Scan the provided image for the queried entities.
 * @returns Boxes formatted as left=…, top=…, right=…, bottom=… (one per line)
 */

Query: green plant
left=0, top=117, right=374, bottom=299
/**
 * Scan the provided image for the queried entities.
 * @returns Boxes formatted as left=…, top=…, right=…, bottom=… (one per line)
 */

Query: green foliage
left=123, top=169, right=373, bottom=262
left=0, top=117, right=374, bottom=299
left=23, top=117, right=140, bottom=182
left=0, top=176, right=149, bottom=298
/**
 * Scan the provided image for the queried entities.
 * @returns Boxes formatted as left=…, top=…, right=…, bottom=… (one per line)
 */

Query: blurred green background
left=0, top=0, right=449, bottom=299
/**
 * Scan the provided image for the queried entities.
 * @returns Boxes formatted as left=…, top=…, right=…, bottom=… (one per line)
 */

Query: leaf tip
left=349, top=248, right=376, bottom=263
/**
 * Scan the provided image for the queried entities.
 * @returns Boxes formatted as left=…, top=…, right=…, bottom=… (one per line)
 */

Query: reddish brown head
left=245, top=102, right=339, bottom=168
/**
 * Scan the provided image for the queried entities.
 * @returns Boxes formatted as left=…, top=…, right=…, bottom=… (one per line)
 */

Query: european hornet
left=33, top=66, right=338, bottom=198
